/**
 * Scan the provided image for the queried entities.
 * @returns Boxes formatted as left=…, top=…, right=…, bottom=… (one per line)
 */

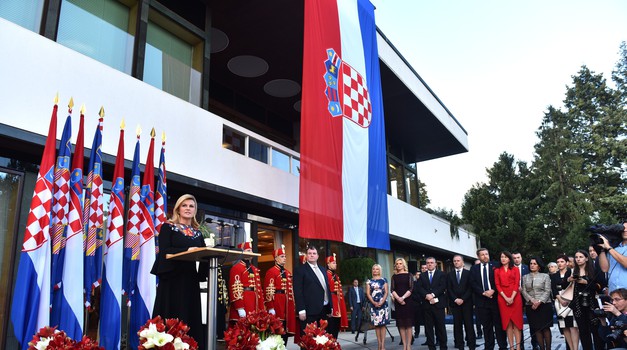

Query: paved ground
left=280, top=321, right=567, bottom=350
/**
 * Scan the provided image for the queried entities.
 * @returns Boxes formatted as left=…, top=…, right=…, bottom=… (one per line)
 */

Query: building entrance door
left=256, top=224, right=294, bottom=276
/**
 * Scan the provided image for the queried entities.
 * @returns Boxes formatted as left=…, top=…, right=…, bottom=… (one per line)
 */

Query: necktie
left=456, top=270, right=461, bottom=284
left=482, top=264, right=489, bottom=291
left=429, top=271, right=433, bottom=284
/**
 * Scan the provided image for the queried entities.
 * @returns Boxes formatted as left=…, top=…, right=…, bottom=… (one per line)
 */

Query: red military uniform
left=264, top=264, right=297, bottom=334
left=229, top=241, right=264, bottom=321
left=326, top=256, right=348, bottom=330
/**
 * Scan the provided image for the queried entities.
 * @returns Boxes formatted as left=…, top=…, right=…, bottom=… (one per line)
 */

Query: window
left=57, top=0, right=134, bottom=74
left=222, top=126, right=300, bottom=175
left=271, top=149, right=289, bottom=172
left=388, top=158, right=405, bottom=202
left=222, top=128, right=245, bottom=155
left=143, top=12, right=202, bottom=106
left=248, top=139, right=268, bottom=163
left=0, top=168, right=24, bottom=348
left=405, top=164, right=418, bottom=207
left=291, top=158, right=300, bottom=175
left=0, top=0, right=44, bottom=32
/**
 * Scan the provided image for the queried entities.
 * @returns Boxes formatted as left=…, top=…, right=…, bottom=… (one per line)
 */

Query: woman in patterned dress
left=367, top=263, right=390, bottom=350
left=151, top=194, right=207, bottom=349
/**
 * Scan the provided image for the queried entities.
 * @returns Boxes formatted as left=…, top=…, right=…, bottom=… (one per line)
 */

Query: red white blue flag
left=57, top=110, right=85, bottom=339
left=100, top=124, right=125, bottom=350
left=83, top=117, right=104, bottom=307
left=154, top=134, right=167, bottom=253
left=11, top=102, right=57, bottom=349
left=123, top=133, right=141, bottom=306
left=300, top=0, right=389, bottom=250
left=129, top=130, right=157, bottom=349
left=50, top=111, right=72, bottom=328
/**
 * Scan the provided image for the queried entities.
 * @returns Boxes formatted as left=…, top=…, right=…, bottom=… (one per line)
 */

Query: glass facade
left=0, top=0, right=44, bottom=32
left=271, top=149, right=290, bottom=172
left=57, top=0, right=134, bottom=74
left=144, top=19, right=202, bottom=106
left=248, top=138, right=268, bottom=163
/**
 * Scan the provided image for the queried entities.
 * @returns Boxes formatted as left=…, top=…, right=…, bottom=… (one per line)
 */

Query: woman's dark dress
left=392, top=273, right=414, bottom=327
left=151, top=222, right=206, bottom=348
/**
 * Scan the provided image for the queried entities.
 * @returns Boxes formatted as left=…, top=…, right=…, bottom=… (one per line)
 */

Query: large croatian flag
left=299, top=0, right=389, bottom=250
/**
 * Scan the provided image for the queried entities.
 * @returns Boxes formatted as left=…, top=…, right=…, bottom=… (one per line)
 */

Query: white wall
left=388, top=196, right=478, bottom=258
left=0, top=19, right=299, bottom=208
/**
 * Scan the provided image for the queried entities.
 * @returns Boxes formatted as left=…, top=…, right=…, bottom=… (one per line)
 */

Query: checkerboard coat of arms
left=324, top=48, right=372, bottom=128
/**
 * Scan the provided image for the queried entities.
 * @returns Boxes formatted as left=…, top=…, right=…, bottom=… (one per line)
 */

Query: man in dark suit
left=448, top=255, right=476, bottom=350
left=512, top=252, right=534, bottom=350
left=347, top=278, right=365, bottom=334
left=416, top=257, right=448, bottom=350
left=293, top=245, right=333, bottom=337
left=470, top=248, right=507, bottom=350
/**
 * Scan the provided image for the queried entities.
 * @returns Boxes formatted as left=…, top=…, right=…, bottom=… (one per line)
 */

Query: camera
left=587, top=223, right=626, bottom=252
left=572, top=272, right=580, bottom=279
left=606, top=320, right=627, bottom=348
left=580, top=291, right=590, bottom=307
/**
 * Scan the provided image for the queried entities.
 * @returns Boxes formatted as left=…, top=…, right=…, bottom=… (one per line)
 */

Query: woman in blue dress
left=367, top=263, right=390, bottom=350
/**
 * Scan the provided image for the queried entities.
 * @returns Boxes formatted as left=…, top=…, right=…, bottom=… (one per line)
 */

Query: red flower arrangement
left=223, top=310, right=285, bottom=350
left=137, top=316, right=198, bottom=350
left=298, top=320, right=341, bottom=350
left=28, top=326, right=102, bottom=350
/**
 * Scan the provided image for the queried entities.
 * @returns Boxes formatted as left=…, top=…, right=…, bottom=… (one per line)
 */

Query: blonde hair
left=170, top=194, right=200, bottom=228
left=394, top=258, right=408, bottom=274
left=372, top=263, right=382, bottom=277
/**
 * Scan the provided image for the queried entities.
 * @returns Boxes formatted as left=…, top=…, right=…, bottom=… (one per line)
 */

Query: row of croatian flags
left=10, top=97, right=167, bottom=350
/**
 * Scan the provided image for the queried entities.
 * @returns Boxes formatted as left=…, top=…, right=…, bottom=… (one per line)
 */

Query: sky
left=369, top=0, right=627, bottom=214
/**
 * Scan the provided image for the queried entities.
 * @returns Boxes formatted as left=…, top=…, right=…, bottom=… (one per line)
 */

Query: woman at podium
left=151, top=194, right=207, bottom=348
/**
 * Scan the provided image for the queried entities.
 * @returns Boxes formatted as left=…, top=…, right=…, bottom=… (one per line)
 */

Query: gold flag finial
left=120, top=119, right=125, bottom=130
left=136, top=125, right=142, bottom=137
left=150, top=127, right=156, bottom=138
left=161, top=131, right=166, bottom=143
left=99, top=106, right=105, bottom=118
left=80, top=104, right=86, bottom=114
left=54, top=93, right=59, bottom=104
left=68, top=97, right=74, bottom=110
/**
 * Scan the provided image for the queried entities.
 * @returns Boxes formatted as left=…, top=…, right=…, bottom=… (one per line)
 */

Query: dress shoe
left=411, top=336, right=415, bottom=345
left=422, top=341, right=429, bottom=346
left=351, top=331, right=355, bottom=334
left=399, top=341, right=403, bottom=346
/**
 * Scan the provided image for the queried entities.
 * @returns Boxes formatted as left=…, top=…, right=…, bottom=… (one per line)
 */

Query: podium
left=167, top=247, right=260, bottom=350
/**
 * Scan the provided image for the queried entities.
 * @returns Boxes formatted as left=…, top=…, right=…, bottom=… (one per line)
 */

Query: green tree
left=461, top=153, right=545, bottom=257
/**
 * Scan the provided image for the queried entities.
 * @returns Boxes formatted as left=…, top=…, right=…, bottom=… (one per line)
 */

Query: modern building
left=0, top=1, right=476, bottom=348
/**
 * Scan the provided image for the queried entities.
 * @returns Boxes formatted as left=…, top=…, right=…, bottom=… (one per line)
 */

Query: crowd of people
left=150, top=197, right=627, bottom=350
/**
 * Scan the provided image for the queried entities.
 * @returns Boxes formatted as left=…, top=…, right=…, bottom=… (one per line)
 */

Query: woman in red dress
left=495, top=251, right=523, bottom=350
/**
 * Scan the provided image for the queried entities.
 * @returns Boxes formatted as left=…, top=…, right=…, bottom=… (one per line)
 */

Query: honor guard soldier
left=229, top=239, right=264, bottom=322
left=326, top=253, right=348, bottom=338
left=264, top=244, right=297, bottom=341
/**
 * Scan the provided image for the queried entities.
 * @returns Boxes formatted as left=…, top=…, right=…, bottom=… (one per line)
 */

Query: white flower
left=140, top=323, right=174, bottom=348
left=34, top=337, right=53, bottom=350
left=314, top=335, right=329, bottom=345
left=257, top=334, right=285, bottom=350
left=153, top=332, right=175, bottom=347
left=139, top=323, right=160, bottom=340
left=173, top=337, right=190, bottom=350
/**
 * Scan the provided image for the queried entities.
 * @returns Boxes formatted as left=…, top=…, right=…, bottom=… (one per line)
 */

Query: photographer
left=598, top=288, right=627, bottom=349
left=598, top=222, right=627, bottom=292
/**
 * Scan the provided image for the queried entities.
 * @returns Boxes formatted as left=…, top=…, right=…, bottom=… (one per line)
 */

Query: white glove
left=268, top=309, right=276, bottom=315
left=237, top=308, right=246, bottom=318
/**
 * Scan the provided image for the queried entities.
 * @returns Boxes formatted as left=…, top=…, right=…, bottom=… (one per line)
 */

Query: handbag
left=558, top=281, right=574, bottom=306
left=554, top=297, right=573, bottom=318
